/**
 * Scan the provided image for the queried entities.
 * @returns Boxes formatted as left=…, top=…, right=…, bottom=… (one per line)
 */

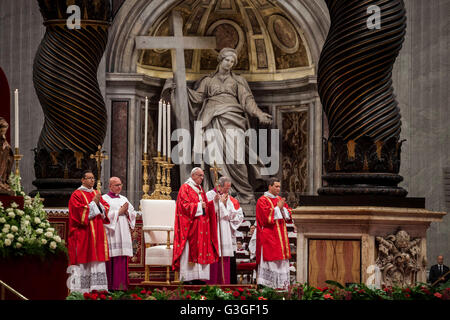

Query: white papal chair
left=140, top=199, right=179, bottom=284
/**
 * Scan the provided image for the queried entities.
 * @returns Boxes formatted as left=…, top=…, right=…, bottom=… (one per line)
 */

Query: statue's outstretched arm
left=236, top=78, right=272, bottom=125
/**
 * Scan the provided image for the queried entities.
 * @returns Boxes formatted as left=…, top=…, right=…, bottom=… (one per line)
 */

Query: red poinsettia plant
left=67, top=281, right=450, bottom=301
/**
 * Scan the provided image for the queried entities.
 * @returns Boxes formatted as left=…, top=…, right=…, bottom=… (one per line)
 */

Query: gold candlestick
left=14, top=147, right=23, bottom=176
left=149, top=153, right=165, bottom=199
left=160, top=156, right=168, bottom=198
left=141, top=152, right=151, bottom=199
left=164, top=157, right=175, bottom=200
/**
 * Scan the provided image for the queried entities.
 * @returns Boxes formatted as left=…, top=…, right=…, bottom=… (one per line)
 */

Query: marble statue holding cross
left=136, top=11, right=272, bottom=205
left=174, top=47, right=272, bottom=205
left=136, top=10, right=216, bottom=183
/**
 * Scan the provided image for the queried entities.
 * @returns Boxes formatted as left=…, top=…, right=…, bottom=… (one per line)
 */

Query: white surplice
left=206, top=189, right=244, bottom=257
left=102, top=194, right=136, bottom=257
left=67, top=261, right=108, bottom=293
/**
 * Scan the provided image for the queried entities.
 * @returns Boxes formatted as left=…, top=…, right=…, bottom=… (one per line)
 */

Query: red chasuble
left=255, top=195, right=292, bottom=264
left=68, top=189, right=111, bottom=265
left=172, top=183, right=219, bottom=271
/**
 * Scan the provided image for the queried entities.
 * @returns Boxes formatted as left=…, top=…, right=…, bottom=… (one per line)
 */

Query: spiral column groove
left=317, top=0, right=408, bottom=196
left=31, top=0, right=111, bottom=205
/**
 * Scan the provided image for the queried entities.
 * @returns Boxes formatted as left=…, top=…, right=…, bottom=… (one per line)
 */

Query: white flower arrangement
left=0, top=193, right=67, bottom=259
left=8, top=173, right=25, bottom=197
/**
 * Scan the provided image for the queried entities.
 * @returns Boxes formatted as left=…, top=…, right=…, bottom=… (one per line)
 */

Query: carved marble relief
left=376, top=230, right=425, bottom=287
left=281, top=111, right=309, bottom=207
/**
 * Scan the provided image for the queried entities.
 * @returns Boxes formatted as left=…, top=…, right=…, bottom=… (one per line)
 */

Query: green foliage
left=325, top=280, right=344, bottom=289
left=436, top=280, right=450, bottom=291
left=65, top=282, right=450, bottom=300
left=66, top=291, right=84, bottom=300
left=257, top=285, right=283, bottom=300
left=8, top=173, right=25, bottom=197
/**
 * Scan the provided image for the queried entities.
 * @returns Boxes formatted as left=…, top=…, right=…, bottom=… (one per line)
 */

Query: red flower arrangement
left=68, top=282, right=450, bottom=301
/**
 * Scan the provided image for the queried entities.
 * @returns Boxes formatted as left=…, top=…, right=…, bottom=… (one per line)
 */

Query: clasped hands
left=201, top=193, right=228, bottom=209
left=214, top=193, right=228, bottom=205
left=119, top=202, right=129, bottom=216
left=277, top=197, right=286, bottom=209
left=93, top=193, right=128, bottom=216
left=93, top=193, right=101, bottom=205
left=277, top=197, right=289, bottom=220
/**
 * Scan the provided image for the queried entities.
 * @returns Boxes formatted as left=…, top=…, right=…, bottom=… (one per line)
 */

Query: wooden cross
left=135, top=10, right=217, bottom=183
left=90, top=145, right=108, bottom=191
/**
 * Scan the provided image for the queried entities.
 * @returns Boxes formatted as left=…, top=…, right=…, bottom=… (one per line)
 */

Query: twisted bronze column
left=318, top=0, right=407, bottom=196
left=31, top=0, right=111, bottom=205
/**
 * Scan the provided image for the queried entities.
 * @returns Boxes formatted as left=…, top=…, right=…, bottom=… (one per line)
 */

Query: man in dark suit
left=429, top=255, right=450, bottom=286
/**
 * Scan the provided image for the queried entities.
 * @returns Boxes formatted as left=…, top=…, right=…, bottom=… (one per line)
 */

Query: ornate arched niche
left=105, top=0, right=329, bottom=206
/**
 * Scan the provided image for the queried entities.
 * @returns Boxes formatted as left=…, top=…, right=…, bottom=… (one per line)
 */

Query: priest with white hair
left=172, top=167, right=219, bottom=284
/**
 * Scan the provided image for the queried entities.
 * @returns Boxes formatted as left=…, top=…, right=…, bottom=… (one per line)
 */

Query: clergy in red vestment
left=67, top=170, right=111, bottom=293
left=172, top=167, right=219, bottom=284
left=255, top=177, right=293, bottom=290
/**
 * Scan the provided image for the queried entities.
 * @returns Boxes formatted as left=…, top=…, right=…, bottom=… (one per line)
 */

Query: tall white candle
left=167, top=102, right=171, bottom=159
left=144, top=97, right=148, bottom=154
left=14, top=89, right=19, bottom=149
left=157, top=100, right=162, bottom=153
left=162, top=101, right=167, bottom=157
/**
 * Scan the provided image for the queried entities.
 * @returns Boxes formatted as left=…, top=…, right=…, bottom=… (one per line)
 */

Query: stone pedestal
left=292, top=206, right=446, bottom=286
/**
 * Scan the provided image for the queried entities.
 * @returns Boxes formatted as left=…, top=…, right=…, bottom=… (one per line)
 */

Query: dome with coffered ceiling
left=137, top=0, right=314, bottom=82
